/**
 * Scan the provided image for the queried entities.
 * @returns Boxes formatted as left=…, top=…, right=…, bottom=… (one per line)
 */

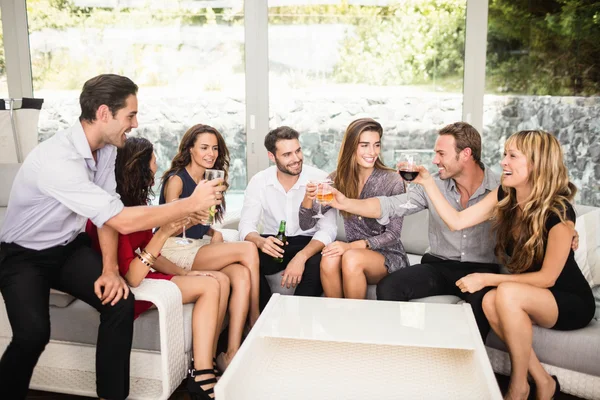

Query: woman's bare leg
left=482, top=290, right=555, bottom=400
left=210, top=272, right=230, bottom=355
left=320, top=255, right=343, bottom=298
left=192, top=241, right=261, bottom=326
left=170, top=274, right=221, bottom=397
left=340, top=249, right=388, bottom=299
left=219, top=263, right=250, bottom=364
left=492, top=283, right=559, bottom=400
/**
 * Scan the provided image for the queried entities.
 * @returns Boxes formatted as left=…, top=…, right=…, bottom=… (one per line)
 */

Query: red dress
left=86, top=221, right=174, bottom=319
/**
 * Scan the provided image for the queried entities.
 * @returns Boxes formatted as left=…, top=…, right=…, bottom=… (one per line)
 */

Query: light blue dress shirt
left=0, top=122, right=124, bottom=250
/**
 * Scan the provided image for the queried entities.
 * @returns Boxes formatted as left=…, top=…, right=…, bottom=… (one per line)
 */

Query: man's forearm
left=107, top=198, right=196, bottom=235
left=97, top=225, right=119, bottom=273
left=298, top=239, right=326, bottom=260
left=244, top=232, right=265, bottom=248
left=339, top=197, right=382, bottom=219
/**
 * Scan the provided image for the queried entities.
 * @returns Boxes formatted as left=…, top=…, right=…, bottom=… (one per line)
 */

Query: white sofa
left=1, top=161, right=599, bottom=399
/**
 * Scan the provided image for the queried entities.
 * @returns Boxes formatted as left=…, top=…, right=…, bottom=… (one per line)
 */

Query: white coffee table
left=215, top=294, right=502, bottom=400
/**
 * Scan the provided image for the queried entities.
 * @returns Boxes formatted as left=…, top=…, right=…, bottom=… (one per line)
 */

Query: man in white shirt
left=239, top=126, right=337, bottom=309
left=0, top=74, right=221, bottom=400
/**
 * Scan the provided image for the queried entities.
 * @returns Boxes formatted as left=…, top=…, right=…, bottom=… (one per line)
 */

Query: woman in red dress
left=87, top=137, right=227, bottom=400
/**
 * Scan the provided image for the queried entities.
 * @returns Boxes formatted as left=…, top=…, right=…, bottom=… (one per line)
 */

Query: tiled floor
left=27, top=374, right=582, bottom=399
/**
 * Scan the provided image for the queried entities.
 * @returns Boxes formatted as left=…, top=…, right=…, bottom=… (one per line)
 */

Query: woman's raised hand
left=160, top=216, right=190, bottom=237
left=305, top=181, right=318, bottom=201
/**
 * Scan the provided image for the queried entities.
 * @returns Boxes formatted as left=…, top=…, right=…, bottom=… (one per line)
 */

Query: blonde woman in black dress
left=413, top=130, right=594, bottom=400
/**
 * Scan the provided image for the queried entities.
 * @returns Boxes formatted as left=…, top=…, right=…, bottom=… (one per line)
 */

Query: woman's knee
left=482, top=290, right=498, bottom=322
left=341, top=250, right=364, bottom=276
left=495, top=282, right=524, bottom=309
left=239, top=242, right=259, bottom=263
left=202, top=275, right=222, bottom=298
left=320, top=258, right=341, bottom=277
left=230, top=265, right=251, bottom=294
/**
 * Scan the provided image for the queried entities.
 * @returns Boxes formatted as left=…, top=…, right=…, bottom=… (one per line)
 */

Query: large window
left=27, top=0, right=246, bottom=205
left=0, top=7, right=8, bottom=98
left=268, top=1, right=466, bottom=172
left=483, top=0, right=600, bottom=206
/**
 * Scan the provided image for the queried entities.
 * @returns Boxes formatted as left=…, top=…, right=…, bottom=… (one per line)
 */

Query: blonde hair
left=334, top=118, right=393, bottom=218
left=494, top=130, right=577, bottom=273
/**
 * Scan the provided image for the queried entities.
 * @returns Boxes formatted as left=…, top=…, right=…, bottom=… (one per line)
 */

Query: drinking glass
left=204, top=169, right=225, bottom=224
left=172, top=199, right=193, bottom=245
left=313, top=181, right=333, bottom=219
left=396, top=151, right=422, bottom=209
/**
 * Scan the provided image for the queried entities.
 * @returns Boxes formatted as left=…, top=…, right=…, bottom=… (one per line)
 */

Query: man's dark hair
left=264, top=126, right=300, bottom=154
left=79, top=74, right=138, bottom=123
left=438, top=122, right=484, bottom=168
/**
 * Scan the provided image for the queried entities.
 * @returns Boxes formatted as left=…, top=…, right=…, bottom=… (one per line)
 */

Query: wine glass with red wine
left=397, top=152, right=420, bottom=209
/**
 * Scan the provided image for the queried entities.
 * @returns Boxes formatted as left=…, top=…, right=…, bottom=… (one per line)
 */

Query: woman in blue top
left=159, top=124, right=259, bottom=371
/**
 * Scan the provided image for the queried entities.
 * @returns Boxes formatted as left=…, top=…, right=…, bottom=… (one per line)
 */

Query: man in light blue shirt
left=0, top=74, right=221, bottom=399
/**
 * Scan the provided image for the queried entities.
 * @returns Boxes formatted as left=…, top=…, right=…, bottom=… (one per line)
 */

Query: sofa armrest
left=130, top=279, right=187, bottom=395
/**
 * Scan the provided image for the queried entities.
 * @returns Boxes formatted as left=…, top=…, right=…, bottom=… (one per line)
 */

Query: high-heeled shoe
left=551, top=375, right=561, bottom=399
left=186, top=368, right=217, bottom=400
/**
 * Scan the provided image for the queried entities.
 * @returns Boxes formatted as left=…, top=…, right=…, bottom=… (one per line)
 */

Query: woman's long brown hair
left=334, top=118, right=393, bottom=218
left=116, top=137, right=155, bottom=207
left=494, top=130, right=577, bottom=273
left=161, top=124, right=230, bottom=223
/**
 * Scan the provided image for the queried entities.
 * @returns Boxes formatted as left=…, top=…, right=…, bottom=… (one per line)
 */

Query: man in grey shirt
left=0, top=74, right=221, bottom=399
left=332, top=122, right=500, bottom=340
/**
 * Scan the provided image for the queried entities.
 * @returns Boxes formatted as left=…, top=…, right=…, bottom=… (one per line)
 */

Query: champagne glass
left=396, top=151, right=421, bottom=209
left=204, top=169, right=225, bottom=224
left=313, top=180, right=333, bottom=219
left=172, top=199, right=193, bottom=245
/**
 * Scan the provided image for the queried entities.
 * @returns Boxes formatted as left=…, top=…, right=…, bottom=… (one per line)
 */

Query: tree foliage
left=2, top=0, right=598, bottom=95
left=487, top=0, right=600, bottom=95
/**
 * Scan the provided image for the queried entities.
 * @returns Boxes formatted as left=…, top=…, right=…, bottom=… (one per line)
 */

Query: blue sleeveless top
left=159, top=169, right=211, bottom=239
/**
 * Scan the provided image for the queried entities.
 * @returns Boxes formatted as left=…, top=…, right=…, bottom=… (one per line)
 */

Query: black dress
left=498, top=187, right=595, bottom=330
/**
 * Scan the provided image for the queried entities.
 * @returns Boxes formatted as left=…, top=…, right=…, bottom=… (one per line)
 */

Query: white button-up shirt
left=238, top=165, right=337, bottom=246
left=0, top=122, right=124, bottom=250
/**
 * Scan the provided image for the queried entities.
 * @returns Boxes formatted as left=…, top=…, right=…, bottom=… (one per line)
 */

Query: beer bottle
left=273, top=220, right=287, bottom=263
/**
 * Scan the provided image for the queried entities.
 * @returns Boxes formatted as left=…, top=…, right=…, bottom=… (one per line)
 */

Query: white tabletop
left=216, top=295, right=502, bottom=400
left=258, top=295, right=478, bottom=350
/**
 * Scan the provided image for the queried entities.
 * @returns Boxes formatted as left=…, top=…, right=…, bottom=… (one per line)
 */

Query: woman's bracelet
left=140, top=249, right=157, bottom=263
left=137, top=253, right=154, bottom=268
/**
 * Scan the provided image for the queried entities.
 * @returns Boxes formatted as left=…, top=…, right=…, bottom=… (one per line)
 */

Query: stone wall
left=38, top=92, right=599, bottom=206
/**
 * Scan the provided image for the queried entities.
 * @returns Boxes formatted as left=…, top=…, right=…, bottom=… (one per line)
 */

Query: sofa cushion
left=486, top=319, right=600, bottom=377
left=0, top=163, right=20, bottom=207
left=400, top=210, right=429, bottom=255
left=49, top=299, right=194, bottom=352
left=574, top=207, right=600, bottom=289
left=49, top=289, right=76, bottom=307
left=0, top=207, right=6, bottom=229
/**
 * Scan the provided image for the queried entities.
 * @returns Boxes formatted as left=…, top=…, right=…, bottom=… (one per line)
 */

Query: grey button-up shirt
left=0, top=122, right=124, bottom=250
left=377, top=166, right=500, bottom=264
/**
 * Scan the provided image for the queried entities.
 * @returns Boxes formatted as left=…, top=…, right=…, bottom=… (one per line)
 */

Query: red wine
left=399, top=170, right=418, bottom=181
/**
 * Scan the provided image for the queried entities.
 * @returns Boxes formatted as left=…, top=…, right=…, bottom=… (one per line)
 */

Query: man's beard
left=275, top=158, right=302, bottom=176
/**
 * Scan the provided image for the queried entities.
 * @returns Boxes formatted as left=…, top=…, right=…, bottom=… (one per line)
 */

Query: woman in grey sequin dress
left=299, top=118, right=409, bottom=299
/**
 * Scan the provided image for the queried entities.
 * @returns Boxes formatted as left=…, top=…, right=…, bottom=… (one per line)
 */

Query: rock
left=35, top=93, right=600, bottom=206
